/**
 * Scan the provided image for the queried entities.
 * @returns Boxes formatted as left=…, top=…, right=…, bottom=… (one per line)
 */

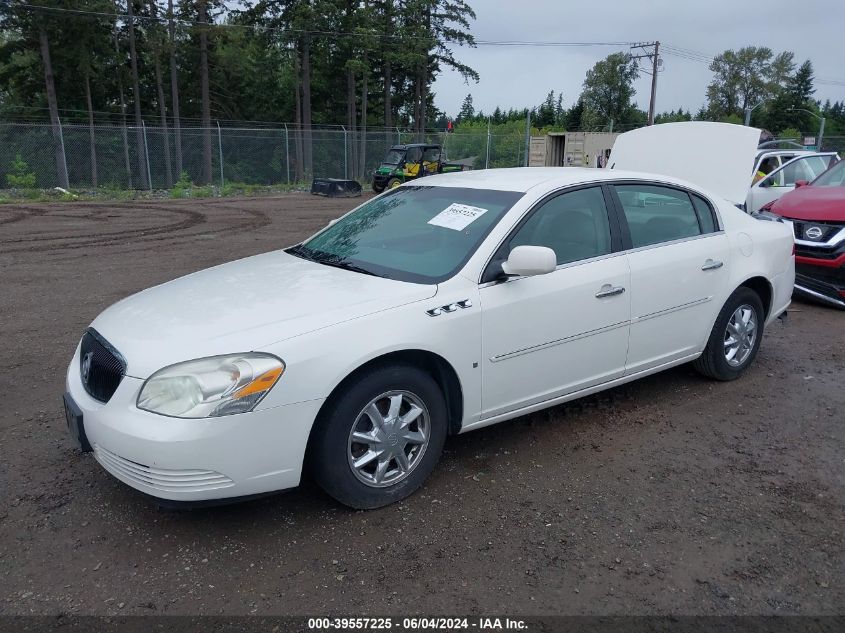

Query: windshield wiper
left=315, top=258, right=384, bottom=278
left=287, top=243, right=316, bottom=261
left=288, top=244, right=384, bottom=278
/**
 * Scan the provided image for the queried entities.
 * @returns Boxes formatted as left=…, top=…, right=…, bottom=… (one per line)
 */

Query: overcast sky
left=432, top=0, right=845, bottom=118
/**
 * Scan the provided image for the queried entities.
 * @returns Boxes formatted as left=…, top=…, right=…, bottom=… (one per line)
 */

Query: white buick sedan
left=64, top=123, right=794, bottom=509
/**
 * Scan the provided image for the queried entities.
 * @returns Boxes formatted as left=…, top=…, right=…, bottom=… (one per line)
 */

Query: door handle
left=701, top=259, right=724, bottom=271
left=595, top=284, right=625, bottom=298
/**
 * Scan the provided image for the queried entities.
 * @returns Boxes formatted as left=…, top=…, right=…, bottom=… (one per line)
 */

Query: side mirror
left=501, top=245, right=557, bottom=277
left=794, top=180, right=809, bottom=188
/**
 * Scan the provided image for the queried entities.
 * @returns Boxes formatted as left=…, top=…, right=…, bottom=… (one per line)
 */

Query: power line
left=661, top=45, right=845, bottom=88
left=9, top=3, right=845, bottom=87
left=9, top=3, right=632, bottom=48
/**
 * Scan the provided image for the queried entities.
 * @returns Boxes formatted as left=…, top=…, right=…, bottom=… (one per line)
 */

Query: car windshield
left=383, top=149, right=405, bottom=165
left=812, top=160, right=845, bottom=187
left=294, top=186, right=523, bottom=284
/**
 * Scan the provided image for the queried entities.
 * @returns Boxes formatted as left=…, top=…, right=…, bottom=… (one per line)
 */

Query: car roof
left=416, top=167, right=712, bottom=195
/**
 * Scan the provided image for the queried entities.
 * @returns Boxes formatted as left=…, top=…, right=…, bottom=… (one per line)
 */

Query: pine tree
left=788, top=60, right=815, bottom=103
left=458, top=93, right=474, bottom=122
left=554, top=92, right=564, bottom=127
left=566, top=99, right=585, bottom=131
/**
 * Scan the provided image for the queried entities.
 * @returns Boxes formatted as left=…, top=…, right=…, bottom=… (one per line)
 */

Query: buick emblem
left=81, top=352, right=94, bottom=383
left=805, top=226, right=824, bottom=240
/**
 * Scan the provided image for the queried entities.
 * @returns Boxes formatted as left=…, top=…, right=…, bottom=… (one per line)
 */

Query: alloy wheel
left=724, top=304, right=757, bottom=367
left=347, top=390, right=430, bottom=488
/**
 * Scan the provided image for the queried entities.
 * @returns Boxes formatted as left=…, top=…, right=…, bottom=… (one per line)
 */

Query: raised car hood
left=89, top=251, right=436, bottom=378
left=772, top=185, right=845, bottom=222
left=608, top=122, right=761, bottom=205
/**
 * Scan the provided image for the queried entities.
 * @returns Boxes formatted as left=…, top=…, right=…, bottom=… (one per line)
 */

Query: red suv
left=768, top=158, right=845, bottom=308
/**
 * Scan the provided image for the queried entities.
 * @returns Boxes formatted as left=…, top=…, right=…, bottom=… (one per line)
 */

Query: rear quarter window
left=691, top=194, right=717, bottom=233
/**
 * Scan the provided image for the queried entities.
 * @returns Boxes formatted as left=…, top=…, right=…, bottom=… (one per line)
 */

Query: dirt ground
left=0, top=194, right=842, bottom=617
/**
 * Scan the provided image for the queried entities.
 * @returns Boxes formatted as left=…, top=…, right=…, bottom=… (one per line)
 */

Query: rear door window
left=614, top=184, right=703, bottom=248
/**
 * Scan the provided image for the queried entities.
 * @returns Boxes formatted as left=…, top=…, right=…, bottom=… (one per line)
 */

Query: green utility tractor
left=371, top=144, right=470, bottom=193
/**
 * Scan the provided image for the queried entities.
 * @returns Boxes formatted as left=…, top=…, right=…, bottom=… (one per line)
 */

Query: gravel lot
left=0, top=194, right=843, bottom=617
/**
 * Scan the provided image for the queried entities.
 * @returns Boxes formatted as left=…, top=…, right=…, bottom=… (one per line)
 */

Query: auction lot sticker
left=428, top=203, right=488, bottom=230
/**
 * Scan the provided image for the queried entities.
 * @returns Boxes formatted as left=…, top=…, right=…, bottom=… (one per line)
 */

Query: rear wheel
left=310, top=364, right=447, bottom=509
left=693, top=287, right=765, bottom=381
left=386, top=177, right=403, bottom=190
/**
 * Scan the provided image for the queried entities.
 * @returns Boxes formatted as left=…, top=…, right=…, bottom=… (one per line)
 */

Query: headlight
left=137, top=353, right=284, bottom=418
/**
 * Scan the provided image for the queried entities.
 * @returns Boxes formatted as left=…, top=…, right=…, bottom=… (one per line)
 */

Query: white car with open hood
left=64, top=122, right=795, bottom=509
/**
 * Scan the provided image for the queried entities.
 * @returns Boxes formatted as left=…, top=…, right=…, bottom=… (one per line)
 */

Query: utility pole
left=630, top=42, right=660, bottom=125
left=485, top=117, right=491, bottom=169
left=524, top=110, right=531, bottom=167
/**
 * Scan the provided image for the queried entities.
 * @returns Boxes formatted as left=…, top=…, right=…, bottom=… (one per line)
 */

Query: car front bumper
left=65, top=345, right=324, bottom=502
left=783, top=217, right=845, bottom=309
left=794, top=262, right=845, bottom=308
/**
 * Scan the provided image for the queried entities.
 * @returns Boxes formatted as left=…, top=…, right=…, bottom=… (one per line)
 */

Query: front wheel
left=371, top=182, right=384, bottom=193
left=309, top=365, right=447, bottom=509
left=693, top=287, right=765, bottom=381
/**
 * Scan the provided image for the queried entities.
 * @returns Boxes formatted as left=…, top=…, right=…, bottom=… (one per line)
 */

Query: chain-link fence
left=3, top=121, right=841, bottom=191
left=819, top=136, right=845, bottom=154
left=0, top=122, right=530, bottom=191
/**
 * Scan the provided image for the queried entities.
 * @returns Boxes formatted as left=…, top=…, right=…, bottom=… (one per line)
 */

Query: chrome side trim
left=794, top=284, right=845, bottom=307
left=634, top=296, right=712, bottom=323
left=490, top=320, right=629, bottom=363
left=463, top=352, right=702, bottom=433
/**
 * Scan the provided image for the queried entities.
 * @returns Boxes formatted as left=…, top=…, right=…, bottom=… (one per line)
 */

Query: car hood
left=89, top=251, right=437, bottom=378
left=608, top=122, right=761, bottom=205
left=771, top=186, right=845, bottom=221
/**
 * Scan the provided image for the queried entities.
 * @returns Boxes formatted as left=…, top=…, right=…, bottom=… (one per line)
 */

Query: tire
left=309, top=364, right=447, bottom=509
left=386, top=177, right=403, bottom=190
left=693, top=287, right=765, bottom=381
left=371, top=182, right=384, bottom=194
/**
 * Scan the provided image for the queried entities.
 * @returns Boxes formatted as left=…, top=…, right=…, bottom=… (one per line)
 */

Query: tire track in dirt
left=0, top=200, right=273, bottom=264
left=0, top=205, right=205, bottom=252
left=0, top=204, right=50, bottom=226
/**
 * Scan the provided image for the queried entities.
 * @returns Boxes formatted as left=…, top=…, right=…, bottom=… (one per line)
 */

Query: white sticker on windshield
left=427, top=203, right=488, bottom=231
